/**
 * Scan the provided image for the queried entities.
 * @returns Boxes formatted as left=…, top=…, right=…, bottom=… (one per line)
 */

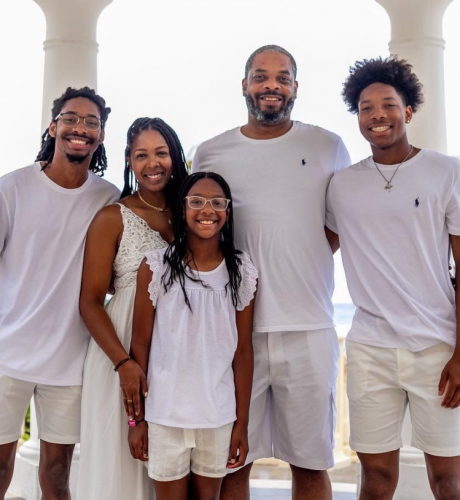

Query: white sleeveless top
left=144, top=248, right=258, bottom=428
left=113, top=203, right=167, bottom=291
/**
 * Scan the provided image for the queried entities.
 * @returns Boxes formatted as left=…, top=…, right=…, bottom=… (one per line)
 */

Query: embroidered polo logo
left=415, top=197, right=420, bottom=208
left=301, top=158, right=306, bottom=166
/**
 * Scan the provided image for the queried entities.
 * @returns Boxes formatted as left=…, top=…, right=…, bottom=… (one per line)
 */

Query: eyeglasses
left=55, top=113, right=102, bottom=131
left=185, top=196, right=231, bottom=211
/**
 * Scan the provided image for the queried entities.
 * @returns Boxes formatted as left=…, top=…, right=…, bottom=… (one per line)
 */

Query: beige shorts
left=346, top=340, right=460, bottom=457
left=147, top=422, right=233, bottom=481
left=238, top=329, right=339, bottom=471
left=0, top=373, right=81, bottom=445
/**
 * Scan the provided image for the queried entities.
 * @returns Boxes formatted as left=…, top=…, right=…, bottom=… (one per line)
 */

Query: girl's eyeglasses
left=185, top=196, right=231, bottom=211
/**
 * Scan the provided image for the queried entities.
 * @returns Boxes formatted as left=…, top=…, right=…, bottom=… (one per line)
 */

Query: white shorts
left=346, top=340, right=460, bottom=457
left=0, top=373, right=81, bottom=445
left=147, top=422, right=233, bottom=481
left=238, top=329, right=339, bottom=470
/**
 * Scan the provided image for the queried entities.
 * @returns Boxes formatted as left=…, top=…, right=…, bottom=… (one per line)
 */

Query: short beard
left=245, top=94, right=295, bottom=125
left=65, top=152, right=90, bottom=164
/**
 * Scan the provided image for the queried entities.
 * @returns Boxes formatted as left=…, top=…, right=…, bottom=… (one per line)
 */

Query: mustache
left=255, top=91, right=284, bottom=99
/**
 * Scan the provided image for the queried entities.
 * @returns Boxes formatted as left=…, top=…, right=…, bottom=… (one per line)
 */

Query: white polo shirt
left=193, top=121, right=350, bottom=332
left=327, top=149, right=460, bottom=351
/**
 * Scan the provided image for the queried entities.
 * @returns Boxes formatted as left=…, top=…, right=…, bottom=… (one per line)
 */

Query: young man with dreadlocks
left=0, top=87, right=119, bottom=499
left=193, top=45, right=350, bottom=500
left=327, top=58, right=460, bottom=499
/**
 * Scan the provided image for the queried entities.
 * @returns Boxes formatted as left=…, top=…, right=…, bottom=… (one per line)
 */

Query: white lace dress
left=77, top=204, right=167, bottom=500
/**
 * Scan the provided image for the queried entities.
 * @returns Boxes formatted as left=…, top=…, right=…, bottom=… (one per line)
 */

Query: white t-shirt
left=327, top=149, right=460, bottom=352
left=0, top=163, right=120, bottom=385
left=144, top=248, right=258, bottom=428
left=192, top=121, right=350, bottom=332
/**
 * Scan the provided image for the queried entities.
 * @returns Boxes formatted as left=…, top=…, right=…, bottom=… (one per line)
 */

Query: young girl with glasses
left=128, top=172, right=257, bottom=500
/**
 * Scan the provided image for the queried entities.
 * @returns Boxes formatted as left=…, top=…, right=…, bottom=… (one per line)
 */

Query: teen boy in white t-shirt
left=193, top=45, right=350, bottom=500
left=0, top=87, right=120, bottom=499
left=327, top=57, right=460, bottom=499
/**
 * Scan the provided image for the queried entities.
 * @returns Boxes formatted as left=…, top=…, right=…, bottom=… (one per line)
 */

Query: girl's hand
left=227, top=421, right=249, bottom=469
left=118, top=360, right=148, bottom=419
left=128, top=421, right=149, bottom=462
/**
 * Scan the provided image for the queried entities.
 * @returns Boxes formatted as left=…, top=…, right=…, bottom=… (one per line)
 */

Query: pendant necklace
left=372, top=145, right=413, bottom=192
left=137, top=191, right=171, bottom=225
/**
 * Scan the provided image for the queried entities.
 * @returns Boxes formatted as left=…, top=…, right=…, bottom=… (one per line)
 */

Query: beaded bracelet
left=128, top=418, right=145, bottom=428
left=114, top=357, right=131, bottom=372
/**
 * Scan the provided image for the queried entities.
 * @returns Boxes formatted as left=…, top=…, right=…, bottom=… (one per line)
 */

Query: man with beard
left=192, top=45, right=350, bottom=500
left=0, top=87, right=119, bottom=500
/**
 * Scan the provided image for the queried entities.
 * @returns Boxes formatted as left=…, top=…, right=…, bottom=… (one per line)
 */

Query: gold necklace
left=137, top=191, right=171, bottom=225
left=137, top=191, right=170, bottom=212
left=372, top=145, right=413, bottom=192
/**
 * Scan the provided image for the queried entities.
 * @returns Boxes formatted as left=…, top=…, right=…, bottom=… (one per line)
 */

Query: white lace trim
left=237, top=252, right=258, bottom=311
left=146, top=250, right=163, bottom=307
left=113, top=204, right=167, bottom=291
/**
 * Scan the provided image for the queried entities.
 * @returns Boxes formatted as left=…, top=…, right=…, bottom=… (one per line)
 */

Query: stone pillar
left=7, top=2, right=112, bottom=498
left=33, top=0, right=113, bottom=133
left=375, top=0, right=455, bottom=154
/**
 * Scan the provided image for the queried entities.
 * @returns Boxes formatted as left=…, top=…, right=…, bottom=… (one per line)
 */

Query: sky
left=1, top=0, right=460, bottom=304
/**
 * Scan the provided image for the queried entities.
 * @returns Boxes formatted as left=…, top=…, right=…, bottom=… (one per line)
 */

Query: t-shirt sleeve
left=145, top=250, right=164, bottom=307
left=334, top=138, right=351, bottom=173
left=446, top=175, right=460, bottom=236
left=0, top=190, right=10, bottom=255
left=237, top=252, right=258, bottom=311
left=325, top=177, right=338, bottom=233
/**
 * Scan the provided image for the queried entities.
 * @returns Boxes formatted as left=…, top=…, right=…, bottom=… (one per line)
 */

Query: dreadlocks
left=36, top=87, right=111, bottom=176
left=121, top=117, right=188, bottom=209
left=162, top=172, right=242, bottom=311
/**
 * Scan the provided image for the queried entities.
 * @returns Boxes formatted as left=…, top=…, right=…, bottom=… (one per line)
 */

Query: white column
left=375, top=0, right=454, bottom=154
left=33, top=0, right=113, bottom=133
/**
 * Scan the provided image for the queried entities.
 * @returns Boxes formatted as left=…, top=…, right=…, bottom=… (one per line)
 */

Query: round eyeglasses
left=55, top=112, right=102, bottom=131
left=185, top=196, right=231, bottom=211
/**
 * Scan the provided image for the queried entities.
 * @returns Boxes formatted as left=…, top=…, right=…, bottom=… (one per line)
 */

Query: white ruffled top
left=144, top=247, right=258, bottom=428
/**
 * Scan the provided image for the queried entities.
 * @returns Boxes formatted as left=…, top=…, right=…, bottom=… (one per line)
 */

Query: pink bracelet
left=128, top=418, right=145, bottom=427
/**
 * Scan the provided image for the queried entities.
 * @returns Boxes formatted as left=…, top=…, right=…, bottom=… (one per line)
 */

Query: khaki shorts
left=237, top=329, right=339, bottom=471
left=0, top=373, right=81, bottom=445
left=347, top=340, right=460, bottom=457
left=147, top=422, right=233, bottom=481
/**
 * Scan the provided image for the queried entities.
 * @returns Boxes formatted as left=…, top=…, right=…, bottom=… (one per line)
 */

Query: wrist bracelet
left=128, top=418, right=145, bottom=428
left=114, top=357, right=131, bottom=372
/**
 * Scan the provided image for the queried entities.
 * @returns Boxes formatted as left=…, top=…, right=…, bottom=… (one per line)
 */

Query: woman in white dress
left=76, top=118, right=188, bottom=500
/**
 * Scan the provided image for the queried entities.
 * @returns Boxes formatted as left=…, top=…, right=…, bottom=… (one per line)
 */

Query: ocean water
left=333, top=303, right=355, bottom=326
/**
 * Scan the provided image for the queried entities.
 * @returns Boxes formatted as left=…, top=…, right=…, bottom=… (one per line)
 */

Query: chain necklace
left=372, top=145, right=413, bottom=192
left=137, top=191, right=171, bottom=225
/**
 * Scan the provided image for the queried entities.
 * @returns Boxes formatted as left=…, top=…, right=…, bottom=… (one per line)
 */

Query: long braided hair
left=36, top=87, right=111, bottom=176
left=162, top=172, right=242, bottom=311
left=121, top=118, right=188, bottom=211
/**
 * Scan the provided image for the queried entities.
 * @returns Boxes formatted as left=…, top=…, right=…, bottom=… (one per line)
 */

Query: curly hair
left=36, top=87, right=111, bottom=175
left=342, top=57, right=424, bottom=114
